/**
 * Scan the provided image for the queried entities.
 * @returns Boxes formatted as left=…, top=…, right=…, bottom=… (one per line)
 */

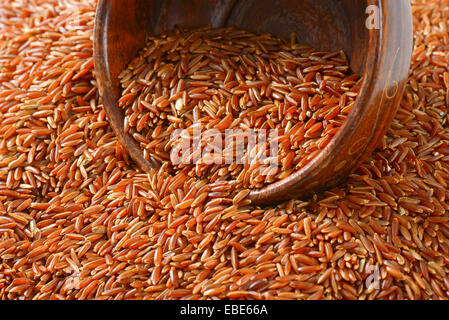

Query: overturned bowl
left=94, top=0, right=413, bottom=205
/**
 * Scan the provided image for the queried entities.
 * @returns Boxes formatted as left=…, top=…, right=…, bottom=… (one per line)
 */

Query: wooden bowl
left=94, top=0, right=413, bottom=205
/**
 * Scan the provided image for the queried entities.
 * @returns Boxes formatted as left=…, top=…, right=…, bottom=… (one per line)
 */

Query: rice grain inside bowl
left=118, top=25, right=362, bottom=195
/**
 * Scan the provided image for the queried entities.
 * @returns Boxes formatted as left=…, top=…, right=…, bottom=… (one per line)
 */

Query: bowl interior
left=95, top=0, right=380, bottom=202
left=102, top=0, right=370, bottom=85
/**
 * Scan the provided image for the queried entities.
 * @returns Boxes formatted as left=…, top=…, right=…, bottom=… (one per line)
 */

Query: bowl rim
left=248, top=0, right=412, bottom=204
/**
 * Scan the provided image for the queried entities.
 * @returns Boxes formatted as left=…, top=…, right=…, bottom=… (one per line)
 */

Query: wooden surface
left=94, top=0, right=413, bottom=205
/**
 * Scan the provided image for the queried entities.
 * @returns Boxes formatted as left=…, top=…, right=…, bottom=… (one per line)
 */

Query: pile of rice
left=0, top=0, right=448, bottom=300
